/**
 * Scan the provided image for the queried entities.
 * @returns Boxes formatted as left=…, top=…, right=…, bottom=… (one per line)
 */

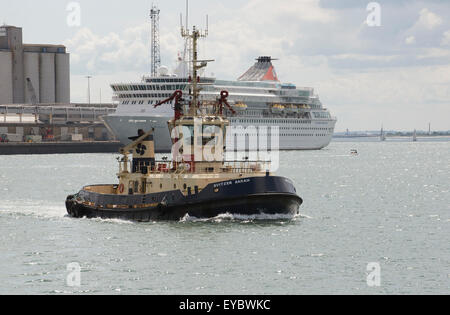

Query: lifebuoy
left=118, top=184, right=125, bottom=194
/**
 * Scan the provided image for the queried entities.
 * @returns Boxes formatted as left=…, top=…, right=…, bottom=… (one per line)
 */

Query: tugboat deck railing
left=124, top=160, right=272, bottom=175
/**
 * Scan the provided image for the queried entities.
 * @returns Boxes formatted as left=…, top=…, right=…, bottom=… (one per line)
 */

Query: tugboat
left=65, top=25, right=303, bottom=221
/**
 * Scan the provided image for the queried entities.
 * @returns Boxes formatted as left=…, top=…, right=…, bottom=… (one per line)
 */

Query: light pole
left=86, top=76, right=92, bottom=104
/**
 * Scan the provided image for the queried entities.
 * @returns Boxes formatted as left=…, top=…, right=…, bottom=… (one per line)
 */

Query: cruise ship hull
left=104, top=114, right=337, bottom=152
left=104, top=115, right=173, bottom=153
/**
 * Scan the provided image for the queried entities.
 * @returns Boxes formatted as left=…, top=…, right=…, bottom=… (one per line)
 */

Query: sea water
left=0, top=141, right=449, bottom=294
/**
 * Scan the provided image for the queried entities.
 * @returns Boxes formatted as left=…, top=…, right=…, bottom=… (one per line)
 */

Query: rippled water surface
left=0, top=142, right=449, bottom=294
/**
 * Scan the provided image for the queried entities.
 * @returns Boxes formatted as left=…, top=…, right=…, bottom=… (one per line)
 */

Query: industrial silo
left=39, top=52, right=55, bottom=104
left=55, top=53, right=70, bottom=104
left=23, top=52, right=40, bottom=104
left=0, top=51, right=13, bottom=104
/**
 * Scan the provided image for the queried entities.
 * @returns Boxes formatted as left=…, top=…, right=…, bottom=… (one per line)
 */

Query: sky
left=1, top=0, right=449, bottom=132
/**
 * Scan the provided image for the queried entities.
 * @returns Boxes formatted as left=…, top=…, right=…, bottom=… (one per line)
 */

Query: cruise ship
left=103, top=56, right=337, bottom=152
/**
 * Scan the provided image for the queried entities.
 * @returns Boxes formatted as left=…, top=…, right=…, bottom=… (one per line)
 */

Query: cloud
left=319, top=0, right=450, bottom=10
left=313, top=64, right=450, bottom=131
left=64, top=26, right=148, bottom=74
left=64, top=0, right=450, bottom=131
left=405, top=36, right=416, bottom=45
left=442, top=30, right=450, bottom=46
left=64, top=1, right=450, bottom=76
left=417, top=47, right=450, bottom=59
left=330, top=54, right=398, bottom=62
left=244, top=0, right=336, bottom=24
left=415, top=8, right=443, bottom=30
left=64, top=24, right=183, bottom=75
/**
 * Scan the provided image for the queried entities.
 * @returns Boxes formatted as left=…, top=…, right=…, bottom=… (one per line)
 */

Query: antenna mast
left=150, top=4, right=161, bottom=77
left=181, top=21, right=211, bottom=116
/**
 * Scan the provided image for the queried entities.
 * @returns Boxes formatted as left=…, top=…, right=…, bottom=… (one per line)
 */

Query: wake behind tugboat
left=179, top=212, right=304, bottom=223
left=65, top=26, right=303, bottom=222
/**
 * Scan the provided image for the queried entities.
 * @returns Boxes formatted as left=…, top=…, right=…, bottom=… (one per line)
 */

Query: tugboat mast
left=181, top=19, right=211, bottom=116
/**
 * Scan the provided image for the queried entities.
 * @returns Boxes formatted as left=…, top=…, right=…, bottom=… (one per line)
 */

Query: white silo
left=55, top=53, right=70, bottom=104
left=23, top=52, right=40, bottom=104
left=39, top=53, right=55, bottom=104
left=0, top=51, right=13, bottom=104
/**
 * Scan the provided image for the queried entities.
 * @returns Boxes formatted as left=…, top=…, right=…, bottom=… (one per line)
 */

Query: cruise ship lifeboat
left=285, top=105, right=299, bottom=114
left=233, top=102, right=248, bottom=112
left=271, top=104, right=285, bottom=114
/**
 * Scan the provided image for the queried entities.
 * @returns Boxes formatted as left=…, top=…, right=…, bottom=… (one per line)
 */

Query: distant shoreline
left=333, top=135, right=450, bottom=142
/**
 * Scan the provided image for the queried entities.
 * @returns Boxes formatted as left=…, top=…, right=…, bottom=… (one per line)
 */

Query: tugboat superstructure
left=66, top=25, right=303, bottom=221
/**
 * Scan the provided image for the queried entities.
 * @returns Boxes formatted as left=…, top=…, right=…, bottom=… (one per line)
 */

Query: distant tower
left=150, top=5, right=161, bottom=77
left=180, top=0, right=193, bottom=77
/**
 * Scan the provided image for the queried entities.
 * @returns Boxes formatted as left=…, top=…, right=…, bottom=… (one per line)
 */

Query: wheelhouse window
left=202, top=125, right=221, bottom=146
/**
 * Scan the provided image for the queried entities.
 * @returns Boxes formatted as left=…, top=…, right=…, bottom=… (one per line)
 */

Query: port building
left=0, top=25, right=70, bottom=105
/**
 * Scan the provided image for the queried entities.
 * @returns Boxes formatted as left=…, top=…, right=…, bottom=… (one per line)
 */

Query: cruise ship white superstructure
left=104, top=56, right=337, bottom=152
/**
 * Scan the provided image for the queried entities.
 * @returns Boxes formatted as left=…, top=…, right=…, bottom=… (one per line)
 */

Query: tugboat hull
left=66, top=176, right=303, bottom=222
left=66, top=193, right=302, bottom=221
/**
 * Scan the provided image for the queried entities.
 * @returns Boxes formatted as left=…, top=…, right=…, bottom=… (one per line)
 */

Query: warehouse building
left=0, top=25, right=70, bottom=105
